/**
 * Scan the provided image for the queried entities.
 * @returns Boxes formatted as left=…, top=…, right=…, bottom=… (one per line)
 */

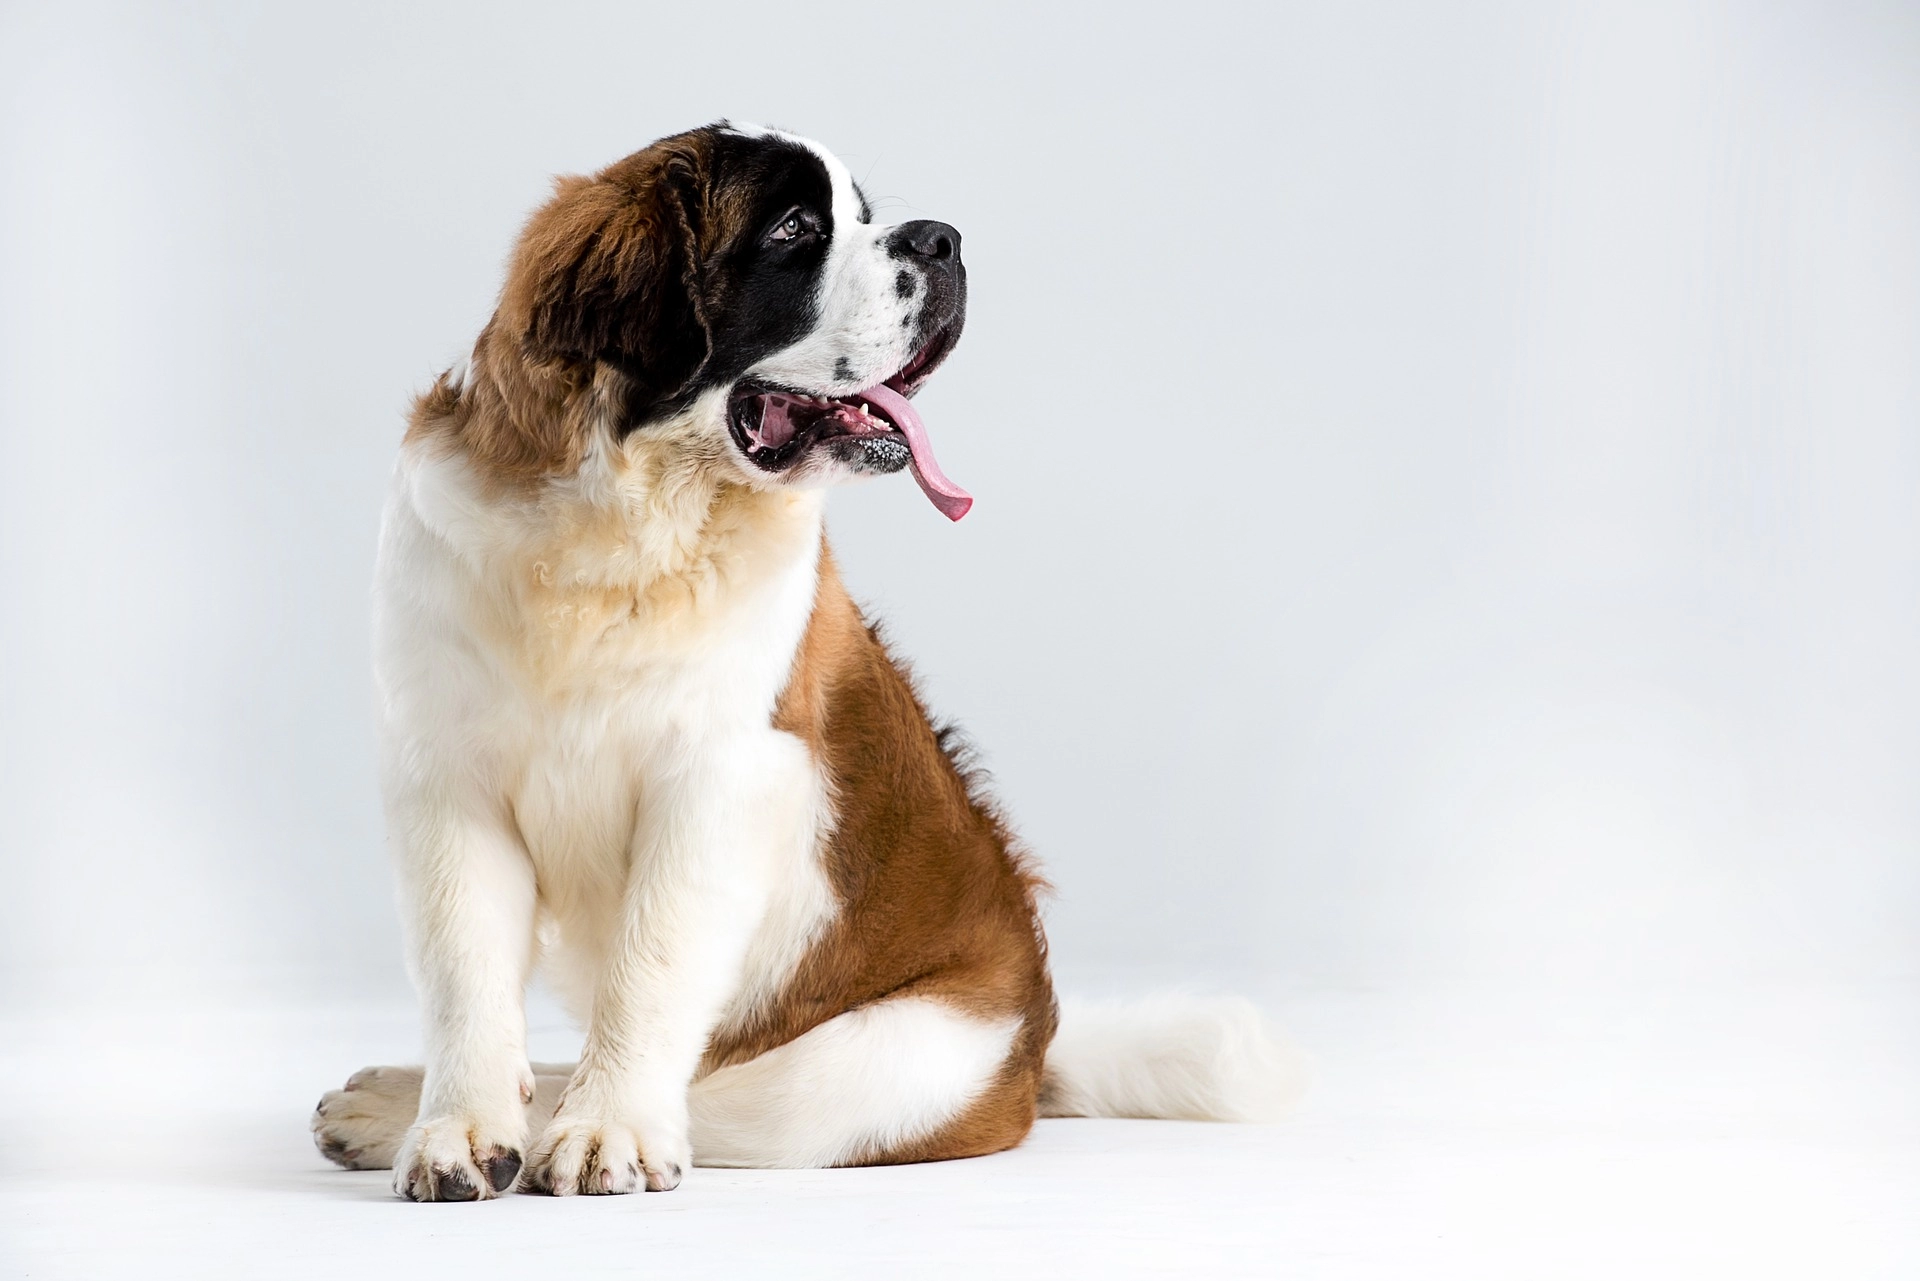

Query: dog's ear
left=512, top=145, right=712, bottom=429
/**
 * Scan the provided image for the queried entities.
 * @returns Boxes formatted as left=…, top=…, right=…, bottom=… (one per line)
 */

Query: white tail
left=1037, top=993, right=1306, bottom=1121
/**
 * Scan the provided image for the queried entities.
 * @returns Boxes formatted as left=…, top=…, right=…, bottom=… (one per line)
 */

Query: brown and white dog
left=310, top=123, right=1295, bottom=1201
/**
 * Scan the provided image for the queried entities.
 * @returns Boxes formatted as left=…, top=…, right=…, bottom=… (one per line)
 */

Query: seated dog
left=311, top=123, right=1292, bottom=1200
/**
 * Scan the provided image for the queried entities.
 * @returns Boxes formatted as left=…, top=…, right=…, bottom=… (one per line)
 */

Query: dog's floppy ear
left=512, top=144, right=712, bottom=429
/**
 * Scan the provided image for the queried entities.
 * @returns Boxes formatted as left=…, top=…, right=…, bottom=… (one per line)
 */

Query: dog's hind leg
left=312, top=1064, right=573, bottom=1171
left=689, top=995, right=1035, bottom=1169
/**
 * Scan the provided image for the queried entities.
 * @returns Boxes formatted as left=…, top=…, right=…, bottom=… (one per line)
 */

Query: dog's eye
left=769, top=211, right=807, bottom=244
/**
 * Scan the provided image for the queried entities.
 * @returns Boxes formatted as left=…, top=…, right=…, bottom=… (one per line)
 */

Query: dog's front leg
left=387, top=799, right=539, bottom=1201
left=524, top=742, right=793, bottom=1195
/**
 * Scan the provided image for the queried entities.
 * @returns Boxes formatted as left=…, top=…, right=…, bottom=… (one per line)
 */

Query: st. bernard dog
left=311, top=122, right=1294, bottom=1200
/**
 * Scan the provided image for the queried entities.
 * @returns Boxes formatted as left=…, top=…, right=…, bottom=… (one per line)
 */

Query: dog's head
left=487, top=122, right=970, bottom=518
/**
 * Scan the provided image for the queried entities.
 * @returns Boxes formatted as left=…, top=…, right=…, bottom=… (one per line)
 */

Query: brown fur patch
left=701, top=546, right=1058, bottom=1164
left=406, top=129, right=737, bottom=483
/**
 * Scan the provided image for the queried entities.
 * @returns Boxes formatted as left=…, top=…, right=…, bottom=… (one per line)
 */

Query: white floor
left=3, top=979, right=1915, bottom=1280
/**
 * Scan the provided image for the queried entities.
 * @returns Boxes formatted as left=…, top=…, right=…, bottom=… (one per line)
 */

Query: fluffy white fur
left=377, top=419, right=845, bottom=1195
left=1040, top=995, right=1307, bottom=1123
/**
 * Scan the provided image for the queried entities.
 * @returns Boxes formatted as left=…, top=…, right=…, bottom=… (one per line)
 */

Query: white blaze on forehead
left=776, top=131, right=867, bottom=228
left=724, top=123, right=865, bottom=224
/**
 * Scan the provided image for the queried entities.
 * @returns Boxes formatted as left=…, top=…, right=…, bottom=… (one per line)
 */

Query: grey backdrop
left=3, top=0, right=1916, bottom=1011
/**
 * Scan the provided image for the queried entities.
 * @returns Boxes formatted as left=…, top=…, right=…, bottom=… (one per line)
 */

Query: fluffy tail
left=1037, top=993, right=1305, bottom=1121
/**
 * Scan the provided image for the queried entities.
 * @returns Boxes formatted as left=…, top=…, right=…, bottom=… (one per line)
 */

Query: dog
left=310, top=122, right=1295, bottom=1200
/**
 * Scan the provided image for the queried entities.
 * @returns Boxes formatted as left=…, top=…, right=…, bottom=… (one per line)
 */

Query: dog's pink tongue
left=859, top=381, right=973, bottom=521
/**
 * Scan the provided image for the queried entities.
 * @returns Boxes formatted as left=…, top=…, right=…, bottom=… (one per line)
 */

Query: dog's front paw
left=523, top=1111, right=688, bottom=1195
left=392, top=1115, right=525, bottom=1202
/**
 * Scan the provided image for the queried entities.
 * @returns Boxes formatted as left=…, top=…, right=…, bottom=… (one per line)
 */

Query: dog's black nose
left=894, top=220, right=962, bottom=264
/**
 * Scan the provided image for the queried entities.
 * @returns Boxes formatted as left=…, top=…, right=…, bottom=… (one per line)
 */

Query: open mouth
left=727, top=327, right=971, bottom=520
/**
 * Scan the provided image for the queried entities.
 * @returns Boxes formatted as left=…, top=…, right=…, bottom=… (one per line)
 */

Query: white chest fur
left=373, top=440, right=838, bottom=1029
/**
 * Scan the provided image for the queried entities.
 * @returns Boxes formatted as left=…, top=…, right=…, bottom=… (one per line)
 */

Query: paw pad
left=482, top=1148, right=523, bottom=1193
